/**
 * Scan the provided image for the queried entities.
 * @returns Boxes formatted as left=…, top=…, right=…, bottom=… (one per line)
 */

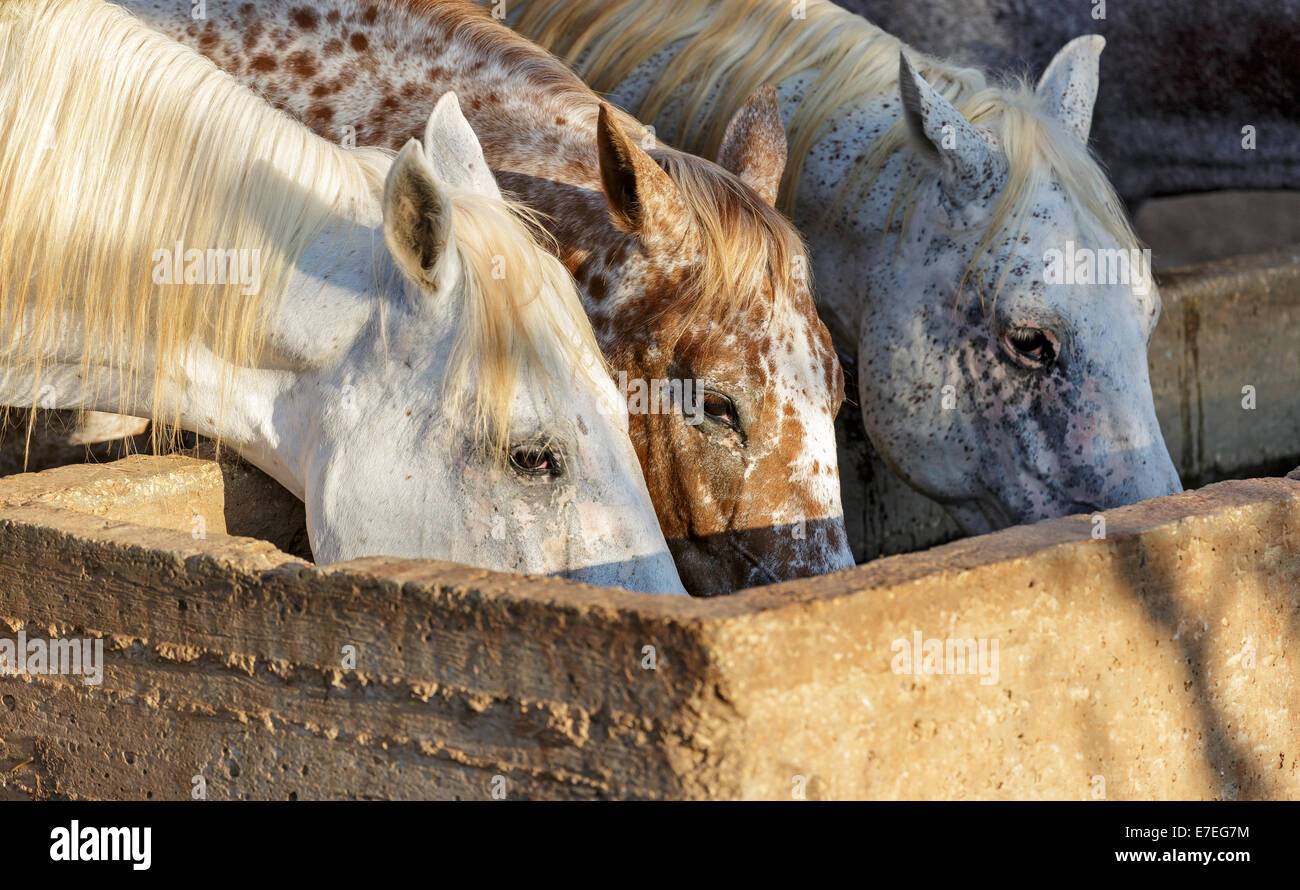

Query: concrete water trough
left=1, top=238, right=1299, bottom=800
left=0, top=446, right=1297, bottom=800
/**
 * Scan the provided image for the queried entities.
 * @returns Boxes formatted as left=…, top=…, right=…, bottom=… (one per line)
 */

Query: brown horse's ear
left=717, top=84, right=787, bottom=207
left=596, top=103, right=679, bottom=236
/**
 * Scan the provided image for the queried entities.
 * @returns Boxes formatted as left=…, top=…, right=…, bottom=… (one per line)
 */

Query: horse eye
left=1001, top=326, right=1057, bottom=368
left=701, top=392, right=739, bottom=428
left=509, top=445, right=562, bottom=477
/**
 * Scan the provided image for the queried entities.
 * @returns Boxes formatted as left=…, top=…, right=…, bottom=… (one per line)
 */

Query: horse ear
left=383, top=138, right=454, bottom=290
left=1036, top=35, right=1104, bottom=143
left=421, top=91, right=501, bottom=199
left=717, top=84, right=787, bottom=207
left=596, top=103, right=680, bottom=236
left=898, top=52, right=1006, bottom=208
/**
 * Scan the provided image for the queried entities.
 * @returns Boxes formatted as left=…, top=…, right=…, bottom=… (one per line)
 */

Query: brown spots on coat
left=558, top=246, right=589, bottom=276
left=290, top=7, right=318, bottom=31
left=325, top=9, right=340, bottom=25
left=399, top=81, right=433, bottom=104
left=242, top=21, right=263, bottom=50
left=305, top=103, right=334, bottom=129
left=250, top=54, right=277, bottom=73
left=322, top=38, right=343, bottom=56
left=335, top=65, right=358, bottom=88
left=287, top=50, right=318, bottom=80
left=350, top=32, right=369, bottom=52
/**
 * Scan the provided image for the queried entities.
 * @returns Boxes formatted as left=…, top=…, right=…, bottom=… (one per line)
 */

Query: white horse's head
left=0, top=0, right=683, bottom=595
left=857, top=39, right=1181, bottom=533
left=297, top=94, right=684, bottom=592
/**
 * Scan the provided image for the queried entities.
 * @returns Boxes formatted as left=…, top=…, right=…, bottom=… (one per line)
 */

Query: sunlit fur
left=513, top=0, right=1140, bottom=298
left=436, top=193, right=607, bottom=457
left=0, top=0, right=596, bottom=460
left=436, top=0, right=805, bottom=344
left=644, top=150, right=803, bottom=340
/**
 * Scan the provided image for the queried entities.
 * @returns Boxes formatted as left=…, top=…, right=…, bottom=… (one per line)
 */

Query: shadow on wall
left=206, top=443, right=314, bottom=561
left=1107, top=496, right=1300, bottom=800
left=1136, top=191, right=1300, bottom=269
left=0, top=409, right=157, bottom=477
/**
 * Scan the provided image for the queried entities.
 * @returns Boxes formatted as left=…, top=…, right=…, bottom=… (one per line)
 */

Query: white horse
left=512, top=0, right=1184, bottom=535
left=0, top=0, right=684, bottom=594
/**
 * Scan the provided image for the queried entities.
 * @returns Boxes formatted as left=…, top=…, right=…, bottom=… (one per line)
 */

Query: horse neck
left=0, top=319, right=297, bottom=485
left=120, top=0, right=638, bottom=313
left=1, top=224, right=382, bottom=499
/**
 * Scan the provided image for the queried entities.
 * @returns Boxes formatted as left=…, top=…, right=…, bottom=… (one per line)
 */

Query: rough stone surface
left=0, top=444, right=311, bottom=560
left=1, top=455, right=1297, bottom=800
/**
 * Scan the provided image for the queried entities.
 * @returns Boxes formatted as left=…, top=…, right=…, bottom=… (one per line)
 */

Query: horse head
left=856, top=41, right=1181, bottom=533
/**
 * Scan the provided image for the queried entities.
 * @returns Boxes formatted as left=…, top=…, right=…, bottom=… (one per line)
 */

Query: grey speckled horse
left=834, top=0, right=1300, bottom=205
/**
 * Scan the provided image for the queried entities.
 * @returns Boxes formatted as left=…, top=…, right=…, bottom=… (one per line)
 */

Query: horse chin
left=559, top=552, right=688, bottom=596
left=669, top=517, right=854, bottom=597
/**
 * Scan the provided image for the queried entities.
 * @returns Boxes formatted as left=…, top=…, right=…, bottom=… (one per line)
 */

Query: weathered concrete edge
left=687, top=478, right=1300, bottom=799
left=4, top=464, right=1299, bottom=799
left=5, top=464, right=1297, bottom=633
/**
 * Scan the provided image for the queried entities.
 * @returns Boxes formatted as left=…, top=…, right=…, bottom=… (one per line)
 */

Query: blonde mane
left=643, top=149, right=804, bottom=340
left=439, top=191, right=607, bottom=455
left=0, top=0, right=597, bottom=457
left=514, top=0, right=1139, bottom=290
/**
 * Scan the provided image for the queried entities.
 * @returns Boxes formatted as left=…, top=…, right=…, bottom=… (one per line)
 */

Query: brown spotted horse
left=114, top=0, right=854, bottom=595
